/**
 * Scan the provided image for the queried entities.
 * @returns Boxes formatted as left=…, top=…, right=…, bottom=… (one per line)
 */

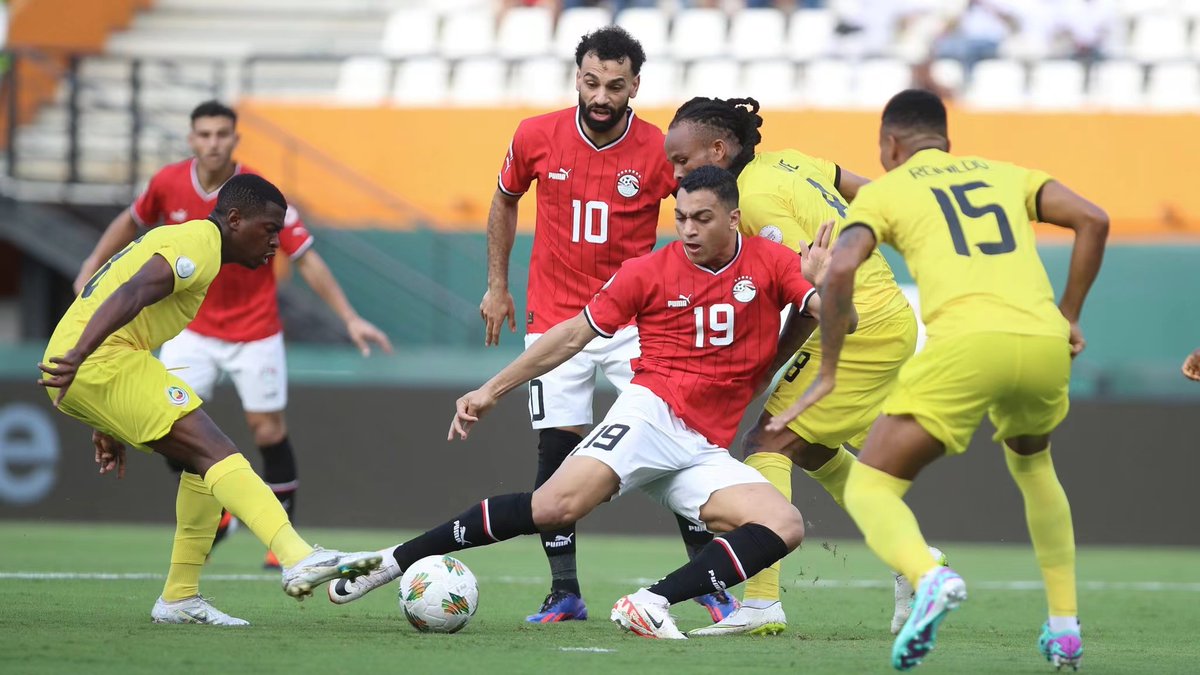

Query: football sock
left=742, top=452, right=792, bottom=603
left=260, top=436, right=298, bottom=521
left=162, top=471, right=222, bottom=601
left=1049, top=615, right=1080, bottom=633
left=804, top=445, right=855, bottom=508
left=535, top=430, right=582, bottom=595
left=647, top=523, right=788, bottom=605
left=674, top=513, right=714, bottom=559
left=1005, top=445, right=1078, bottom=616
left=202, top=453, right=311, bottom=568
left=844, top=462, right=938, bottom=586
left=393, top=493, right=537, bottom=572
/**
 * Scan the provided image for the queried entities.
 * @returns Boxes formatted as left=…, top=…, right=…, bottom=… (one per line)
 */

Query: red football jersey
left=585, top=235, right=816, bottom=448
left=498, top=107, right=676, bottom=333
left=130, top=158, right=313, bottom=342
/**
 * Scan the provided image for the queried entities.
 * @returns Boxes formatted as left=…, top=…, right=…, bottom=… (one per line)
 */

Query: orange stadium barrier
left=236, top=101, right=1200, bottom=239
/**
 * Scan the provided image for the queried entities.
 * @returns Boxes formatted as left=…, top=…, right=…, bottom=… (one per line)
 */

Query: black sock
left=393, top=493, right=537, bottom=572
left=260, top=436, right=298, bottom=521
left=675, top=513, right=715, bottom=560
left=536, top=429, right=582, bottom=596
left=647, top=523, right=789, bottom=605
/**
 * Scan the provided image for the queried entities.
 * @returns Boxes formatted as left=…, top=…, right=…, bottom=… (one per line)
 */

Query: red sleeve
left=775, top=246, right=816, bottom=314
left=129, top=172, right=166, bottom=226
left=280, top=205, right=315, bottom=258
left=584, top=261, right=646, bottom=337
left=497, top=121, right=536, bottom=196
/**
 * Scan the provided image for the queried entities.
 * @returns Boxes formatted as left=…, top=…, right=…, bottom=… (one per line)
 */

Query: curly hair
left=574, top=25, right=646, bottom=75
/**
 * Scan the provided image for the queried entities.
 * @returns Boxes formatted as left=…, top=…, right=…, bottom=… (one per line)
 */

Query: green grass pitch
left=2, top=522, right=1198, bottom=674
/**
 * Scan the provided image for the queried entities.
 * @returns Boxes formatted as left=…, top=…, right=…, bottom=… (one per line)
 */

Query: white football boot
left=281, top=546, right=382, bottom=599
left=610, top=590, right=687, bottom=640
left=151, top=595, right=249, bottom=626
left=688, top=601, right=787, bottom=637
left=327, top=546, right=402, bottom=604
left=891, top=545, right=949, bottom=634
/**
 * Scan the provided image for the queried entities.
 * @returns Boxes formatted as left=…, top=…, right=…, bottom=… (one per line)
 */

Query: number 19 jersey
left=846, top=148, right=1065, bottom=340
left=498, top=107, right=676, bottom=333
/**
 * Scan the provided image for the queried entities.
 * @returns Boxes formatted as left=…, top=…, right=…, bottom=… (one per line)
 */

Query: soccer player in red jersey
left=71, top=101, right=390, bottom=620
left=328, top=166, right=857, bottom=639
left=477, top=26, right=730, bottom=622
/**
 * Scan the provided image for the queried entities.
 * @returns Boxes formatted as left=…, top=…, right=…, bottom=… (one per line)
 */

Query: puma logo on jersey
left=548, top=167, right=572, bottom=181
left=169, top=209, right=188, bottom=222
left=667, top=294, right=692, bottom=308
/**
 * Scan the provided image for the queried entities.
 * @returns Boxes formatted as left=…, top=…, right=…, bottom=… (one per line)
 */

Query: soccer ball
left=398, top=555, right=479, bottom=633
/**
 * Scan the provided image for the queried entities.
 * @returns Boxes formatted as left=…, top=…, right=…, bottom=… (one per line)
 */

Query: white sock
left=744, top=598, right=777, bottom=610
left=632, top=588, right=669, bottom=606
left=1048, top=615, right=1080, bottom=633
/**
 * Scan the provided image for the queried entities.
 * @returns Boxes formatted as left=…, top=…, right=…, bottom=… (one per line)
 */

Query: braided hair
left=670, top=97, right=763, bottom=176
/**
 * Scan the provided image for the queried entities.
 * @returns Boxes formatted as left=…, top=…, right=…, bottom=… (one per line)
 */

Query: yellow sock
left=742, top=452, right=793, bottom=603
left=1005, top=445, right=1077, bottom=616
left=203, top=454, right=312, bottom=568
left=844, top=462, right=938, bottom=586
left=803, top=445, right=855, bottom=508
left=162, top=472, right=222, bottom=601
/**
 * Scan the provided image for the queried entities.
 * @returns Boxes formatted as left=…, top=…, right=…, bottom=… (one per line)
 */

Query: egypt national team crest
left=166, top=386, right=190, bottom=406
left=616, top=169, right=641, bottom=198
left=732, top=276, right=757, bottom=303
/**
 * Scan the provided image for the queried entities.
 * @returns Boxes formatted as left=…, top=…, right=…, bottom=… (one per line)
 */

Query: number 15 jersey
left=846, top=148, right=1065, bottom=340
left=498, top=107, right=676, bottom=334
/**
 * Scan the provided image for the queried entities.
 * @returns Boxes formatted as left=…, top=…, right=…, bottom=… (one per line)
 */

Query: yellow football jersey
left=47, top=218, right=222, bottom=358
left=737, top=149, right=910, bottom=328
left=846, top=148, right=1067, bottom=340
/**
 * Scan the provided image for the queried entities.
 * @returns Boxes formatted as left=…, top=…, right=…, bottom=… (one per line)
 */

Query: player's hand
left=798, top=220, right=835, bottom=287
left=346, top=315, right=393, bottom=357
left=448, top=389, right=498, bottom=440
left=765, top=374, right=835, bottom=432
left=1182, top=348, right=1200, bottom=381
left=1066, top=321, right=1086, bottom=359
left=37, top=349, right=85, bottom=407
left=92, top=430, right=127, bottom=479
left=480, top=288, right=517, bottom=347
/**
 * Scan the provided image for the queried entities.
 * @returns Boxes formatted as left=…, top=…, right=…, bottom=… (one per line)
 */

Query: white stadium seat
left=964, top=59, right=1026, bottom=110
left=440, top=10, right=495, bottom=60
left=554, top=7, right=611, bottom=59
left=1028, top=60, right=1087, bottom=110
left=787, top=9, right=837, bottom=62
left=513, top=57, right=572, bottom=107
left=930, top=58, right=965, bottom=93
left=1145, top=62, right=1200, bottom=110
left=334, top=56, right=390, bottom=105
left=449, top=58, right=509, bottom=106
left=392, top=57, right=450, bottom=106
left=616, top=8, right=669, bottom=58
left=496, top=6, right=553, bottom=60
left=670, top=8, right=728, bottom=61
left=852, top=58, right=911, bottom=108
left=741, top=60, right=799, bottom=107
left=729, top=8, right=786, bottom=61
left=380, top=9, right=438, bottom=59
left=801, top=59, right=853, bottom=109
left=1127, top=13, right=1189, bottom=62
left=631, top=59, right=681, bottom=107
left=1087, top=60, right=1144, bottom=110
left=683, top=58, right=740, bottom=99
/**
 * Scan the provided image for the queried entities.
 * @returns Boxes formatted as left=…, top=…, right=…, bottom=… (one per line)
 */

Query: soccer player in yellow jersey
left=39, top=174, right=381, bottom=625
left=664, top=96, right=929, bottom=637
left=770, top=90, right=1108, bottom=671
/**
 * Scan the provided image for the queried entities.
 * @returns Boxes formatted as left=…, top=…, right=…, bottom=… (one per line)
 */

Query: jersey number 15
left=932, top=181, right=1015, bottom=257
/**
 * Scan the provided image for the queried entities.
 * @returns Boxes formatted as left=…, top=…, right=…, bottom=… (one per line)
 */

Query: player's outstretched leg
left=672, top=514, right=741, bottom=624
left=527, top=428, right=587, bottom=623
left=891, top=546, right=949, bottom=634
left=156, top=470, right=239, bottom=624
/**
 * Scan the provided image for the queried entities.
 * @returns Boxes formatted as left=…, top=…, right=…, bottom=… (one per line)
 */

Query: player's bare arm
left=1183, top=348, right=1200, bottom=381
left=449, top=312, right=598, bottom=440
left=73, top=208, right=141, bottom=294
left=835, top=168, right=871, bottom=202
left=39, top=255, right=176, bottom=406
left=293, top=249, right=392, bottom=357
left=1036, top=180, right=1110, bottom=358
left=766, top=225, right=872, bottom=432
left=93, top=429, right=127, bottom=479
left=480, top=189, right=522, bottom=346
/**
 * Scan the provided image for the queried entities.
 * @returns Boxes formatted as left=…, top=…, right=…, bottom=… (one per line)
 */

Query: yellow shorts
left=883, top=332, right=1071, bottom=455
left=47, top=348, right=202, bottom=449
left=765, top=309, right=917, bottom=449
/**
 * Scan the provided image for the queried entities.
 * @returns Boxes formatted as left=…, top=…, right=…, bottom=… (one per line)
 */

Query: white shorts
left=572, top=384, right=769, bottom=528
left=525, top=325, right=639, bottom=429
left=158, top=329, right=287, bottom=413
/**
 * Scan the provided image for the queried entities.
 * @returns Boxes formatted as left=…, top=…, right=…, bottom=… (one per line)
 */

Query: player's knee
left=247, top=412, right=286, bottom=446
left=530, top=490, right=587, bottom=530
left=766, top=505, right=805, bottom=551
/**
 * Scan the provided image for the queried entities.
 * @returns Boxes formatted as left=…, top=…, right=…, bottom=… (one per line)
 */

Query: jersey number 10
left=571, top=199, right=609, bottom=244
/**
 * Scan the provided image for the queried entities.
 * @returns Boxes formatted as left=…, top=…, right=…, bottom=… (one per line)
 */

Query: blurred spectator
left=934, top=0, right=1018, bottom=74
left=558, top=0, right=658, bottom=10
left=1055, top=0, right=1117, bottom=63
left=833, top=0, right=933, bottom=59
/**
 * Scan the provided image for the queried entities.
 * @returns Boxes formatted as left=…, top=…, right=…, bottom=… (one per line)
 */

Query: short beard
left=578, top=97, right=628, bottom=134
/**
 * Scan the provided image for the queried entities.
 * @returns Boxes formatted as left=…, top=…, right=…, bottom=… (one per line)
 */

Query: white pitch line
left=558, top=647, right=617, bottom=653
left=2, top=572, right=1199, bottom=593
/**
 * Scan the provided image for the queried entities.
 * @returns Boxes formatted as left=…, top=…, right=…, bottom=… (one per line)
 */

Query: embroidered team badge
left=175, top=256, right=196, bottom=279
left=759, top=225, right=783, bottom=244
left=616, top=169, right=641, bottom=198
left=732, top=276, right=757, bottom=303
left=166, top=386, right=190, bottom=406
